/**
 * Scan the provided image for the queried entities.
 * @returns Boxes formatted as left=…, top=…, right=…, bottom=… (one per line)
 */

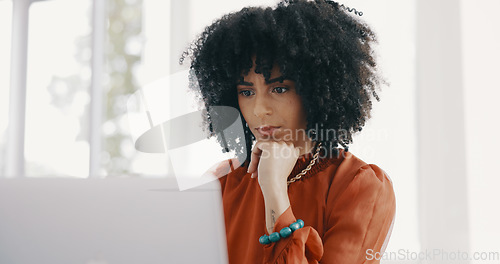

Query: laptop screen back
left=0, top=178, right=228, bottom=264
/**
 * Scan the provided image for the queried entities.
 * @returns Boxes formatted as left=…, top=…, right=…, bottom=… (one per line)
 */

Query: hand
left=247, top=141, right=300, bottom=194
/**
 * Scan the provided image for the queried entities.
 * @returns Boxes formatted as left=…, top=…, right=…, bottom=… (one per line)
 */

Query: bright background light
left=1, top=0, right=499, bottom=260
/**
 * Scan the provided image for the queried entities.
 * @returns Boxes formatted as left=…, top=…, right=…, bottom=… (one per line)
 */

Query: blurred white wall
left=0, top=1, right=13, bottom=175
left=461, top=0, right=500, bottom=255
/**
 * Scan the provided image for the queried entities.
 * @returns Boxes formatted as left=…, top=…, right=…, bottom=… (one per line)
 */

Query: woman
left=182, top=0, right=395, bottom=263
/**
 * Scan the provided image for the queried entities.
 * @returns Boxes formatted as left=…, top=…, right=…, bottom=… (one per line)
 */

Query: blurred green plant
left=103, top=0, right=143, bottom=176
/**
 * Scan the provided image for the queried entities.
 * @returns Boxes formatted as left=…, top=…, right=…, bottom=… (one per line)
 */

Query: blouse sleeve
left=322, top=164, right=396, bottom=263
left=262, top=164, right=396, bottom=264
left=262, top=206, right=323, bottom=264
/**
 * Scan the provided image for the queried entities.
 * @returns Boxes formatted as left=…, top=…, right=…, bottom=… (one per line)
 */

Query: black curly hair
left=181, top=0, right=383, bottom=165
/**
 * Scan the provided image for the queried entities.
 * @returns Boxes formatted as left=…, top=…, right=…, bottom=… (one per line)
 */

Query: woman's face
left=237, top=63, right=313, bottom=154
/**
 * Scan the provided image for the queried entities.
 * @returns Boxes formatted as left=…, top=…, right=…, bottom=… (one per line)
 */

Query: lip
left=255, top=126, right=281, bottom=136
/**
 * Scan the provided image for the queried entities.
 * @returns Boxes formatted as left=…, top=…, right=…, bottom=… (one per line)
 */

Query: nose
left=253, top=93, right=273, bottom=118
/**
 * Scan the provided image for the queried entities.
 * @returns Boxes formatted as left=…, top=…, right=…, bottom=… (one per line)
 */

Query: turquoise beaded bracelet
left=259, top=219, right=305, bottom=245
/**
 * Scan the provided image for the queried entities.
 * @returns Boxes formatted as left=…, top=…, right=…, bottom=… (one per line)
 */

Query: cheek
left=296, top=109, right=308, bottom=128
left=287, top=98, right=307, bottom=126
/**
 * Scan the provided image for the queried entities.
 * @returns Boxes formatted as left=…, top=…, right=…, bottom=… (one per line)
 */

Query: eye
left=238, top=90, right=254, bottom=97
left=272, top=87, right=289, bottom=94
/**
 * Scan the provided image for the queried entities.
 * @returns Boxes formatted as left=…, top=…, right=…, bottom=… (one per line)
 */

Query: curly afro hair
left=181, top=0, right=383, bottom=164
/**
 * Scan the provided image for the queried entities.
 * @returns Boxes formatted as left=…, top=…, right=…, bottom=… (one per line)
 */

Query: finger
left=247, top=148, right=261, bottom=174
left=247, top=141, right=264, bottom=174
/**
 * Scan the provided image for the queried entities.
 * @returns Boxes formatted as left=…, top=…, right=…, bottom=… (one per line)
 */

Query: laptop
left=0, top=177, right=228, bottom=264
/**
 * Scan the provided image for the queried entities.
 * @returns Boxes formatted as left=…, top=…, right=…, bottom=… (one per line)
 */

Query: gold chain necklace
left=287, top=142, right=322, bottom=185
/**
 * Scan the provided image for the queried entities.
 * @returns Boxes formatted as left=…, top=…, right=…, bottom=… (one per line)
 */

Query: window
left=24, top=0, right=92, bottom=177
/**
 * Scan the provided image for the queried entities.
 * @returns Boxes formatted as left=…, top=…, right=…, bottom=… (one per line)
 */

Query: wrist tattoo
left=271, top=209, right=276, bottom=228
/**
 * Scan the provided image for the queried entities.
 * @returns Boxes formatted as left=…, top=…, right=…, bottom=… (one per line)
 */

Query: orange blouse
left=217, top=149, right=396, bottom=264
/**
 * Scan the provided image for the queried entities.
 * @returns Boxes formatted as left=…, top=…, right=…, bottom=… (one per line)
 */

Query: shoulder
left=200, top=158, right=247, bottom=192
left=329, top=151, right=395, bottom=203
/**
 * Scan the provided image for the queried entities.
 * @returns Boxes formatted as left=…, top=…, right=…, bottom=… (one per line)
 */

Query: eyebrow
left=237, top=76, right=286, bottom=86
